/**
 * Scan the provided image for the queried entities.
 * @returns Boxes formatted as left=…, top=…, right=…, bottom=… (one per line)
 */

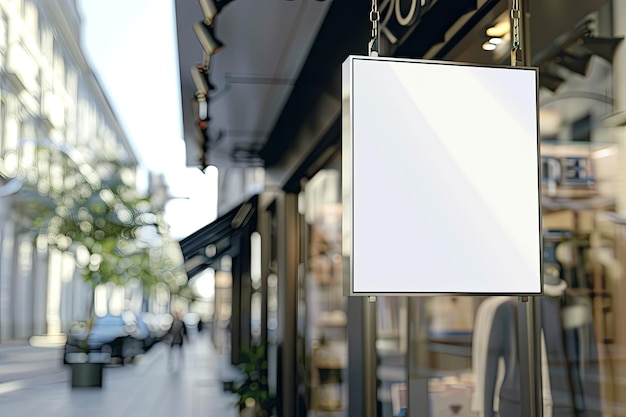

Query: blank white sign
left=342, top=56, right=541, bottom=295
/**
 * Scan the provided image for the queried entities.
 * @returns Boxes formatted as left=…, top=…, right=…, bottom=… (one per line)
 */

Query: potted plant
left=233, top=345, right=274, bottom=417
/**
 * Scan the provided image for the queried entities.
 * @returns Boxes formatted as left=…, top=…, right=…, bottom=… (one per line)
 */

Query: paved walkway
left=0, top=332, right=239, bottom=417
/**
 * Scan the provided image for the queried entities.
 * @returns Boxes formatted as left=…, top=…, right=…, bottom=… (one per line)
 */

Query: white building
left=0, top=0, right=138, bottom=342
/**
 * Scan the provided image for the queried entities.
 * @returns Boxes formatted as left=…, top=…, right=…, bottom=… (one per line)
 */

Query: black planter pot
left=71, top=362, right=104, bottom=388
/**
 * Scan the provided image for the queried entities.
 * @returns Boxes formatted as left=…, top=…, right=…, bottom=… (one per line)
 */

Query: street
left=0, top=332, right=238, bottom=417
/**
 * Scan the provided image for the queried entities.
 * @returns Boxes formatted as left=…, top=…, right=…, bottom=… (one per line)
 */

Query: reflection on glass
left=376, top=297, right=408, bottom=417
left=302, top=169, right=348, bottom=414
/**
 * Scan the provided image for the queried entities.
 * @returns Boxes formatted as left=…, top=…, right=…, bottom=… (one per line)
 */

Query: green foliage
left=22, top=146, right=185, bottom=292
left=233, top=344, right=273, bottom=414
left=44, top=183, right=157, bottom=288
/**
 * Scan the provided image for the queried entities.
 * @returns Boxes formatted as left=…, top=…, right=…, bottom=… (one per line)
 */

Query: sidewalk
left=0, top=332, right=239, bottom=417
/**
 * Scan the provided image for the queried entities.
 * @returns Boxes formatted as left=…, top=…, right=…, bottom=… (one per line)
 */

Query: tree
left=23, top=144, right=187, bottom=301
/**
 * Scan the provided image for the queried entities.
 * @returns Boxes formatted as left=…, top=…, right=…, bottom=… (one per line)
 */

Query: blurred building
left=0, top=0, right=138, bottom=342
left=175, top=1, right=626, bottom=417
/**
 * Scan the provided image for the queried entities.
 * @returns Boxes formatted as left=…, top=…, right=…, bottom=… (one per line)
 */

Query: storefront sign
left=342, top=56, right=541, bottom=295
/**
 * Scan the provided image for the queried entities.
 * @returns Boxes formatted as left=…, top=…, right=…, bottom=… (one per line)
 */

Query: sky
left=76, top=0, right=217, bottom=239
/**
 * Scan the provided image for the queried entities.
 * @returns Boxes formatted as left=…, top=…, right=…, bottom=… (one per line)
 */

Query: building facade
left=0, top=0, right=138, bottom=342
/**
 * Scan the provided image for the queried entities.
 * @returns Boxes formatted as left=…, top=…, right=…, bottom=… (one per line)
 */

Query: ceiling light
left=193, top=22, right=224, bottom=56
left=482, top=41, right=496, bottom=51
left=486, top=21, right=509, bottom=38
left=489, top=37, right=503, bottom=45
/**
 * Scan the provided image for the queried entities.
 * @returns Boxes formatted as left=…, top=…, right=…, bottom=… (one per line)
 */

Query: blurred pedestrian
left=167, top=311, right=188, bottom=372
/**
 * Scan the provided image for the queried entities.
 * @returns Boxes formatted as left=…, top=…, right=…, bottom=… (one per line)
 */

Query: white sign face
left=342, top=56, right=542, bottom=295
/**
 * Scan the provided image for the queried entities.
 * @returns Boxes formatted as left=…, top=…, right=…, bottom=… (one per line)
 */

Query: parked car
left=64, top=311, right=151, bottom=365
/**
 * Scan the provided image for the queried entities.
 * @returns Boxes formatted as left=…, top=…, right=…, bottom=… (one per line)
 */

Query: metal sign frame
left=342, top=55, right=543, bottom=296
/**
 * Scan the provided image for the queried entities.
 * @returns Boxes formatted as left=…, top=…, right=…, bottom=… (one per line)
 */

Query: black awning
left=179, top=194, right=258, bottom=278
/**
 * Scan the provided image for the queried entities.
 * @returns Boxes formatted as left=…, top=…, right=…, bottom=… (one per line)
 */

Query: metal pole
left=511, top=1, right=542, bottom=416
left=517, top=297, right=543, bottom=417
left=364, top=297, right=378, bottom=417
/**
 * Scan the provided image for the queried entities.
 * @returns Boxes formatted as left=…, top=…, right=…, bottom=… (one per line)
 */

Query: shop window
left=571, top=114, right=591, bottom=142
left=302, top=169, right=347, bottom=413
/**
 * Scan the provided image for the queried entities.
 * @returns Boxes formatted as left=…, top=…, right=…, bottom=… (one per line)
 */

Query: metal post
left=517, top=296, right=543, bottom=417
left=349, top=295, right=378, bottom=417
left=511, top=0, right=542, bottom=416
left=363, top=297, right=378, bottom=417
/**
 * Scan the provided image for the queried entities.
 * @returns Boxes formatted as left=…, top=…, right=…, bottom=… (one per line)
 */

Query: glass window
left=376, top=296, right=408, bottom=417
left=301, top=168, right=348, bottom=414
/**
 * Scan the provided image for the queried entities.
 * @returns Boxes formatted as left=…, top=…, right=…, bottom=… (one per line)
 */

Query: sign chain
left=369, top=0, right=380, bottom=57
left=510, top=0, right=522, bottom=66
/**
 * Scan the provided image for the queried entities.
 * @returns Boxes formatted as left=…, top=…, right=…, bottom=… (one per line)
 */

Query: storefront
left=176, top=0, right=626, bottom=416
left=261, top=1, right=626, bottom=416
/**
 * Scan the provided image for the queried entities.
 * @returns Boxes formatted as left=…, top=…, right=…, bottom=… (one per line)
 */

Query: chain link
left=510, top=0, right=521, bottom=66
left=369, top=0, right=380, bottom=57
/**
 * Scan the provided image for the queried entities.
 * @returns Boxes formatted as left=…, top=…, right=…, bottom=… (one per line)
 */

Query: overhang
left=179, top=194, right=258, bottom=278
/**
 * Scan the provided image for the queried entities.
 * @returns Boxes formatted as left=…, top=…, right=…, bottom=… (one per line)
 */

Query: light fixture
left=199, top=0, right=218, bottom=25
left=489, top=37, right=503, bottom=45
left=485, top=21, right=509, bottom=38
left=197, top=94, right=208, bottom=120
left=481, top=41, right=496, bottom=51
left=193, top=22, right=224, bottom=56
left=198, top=0, right=236, bottom=26
left=191, top=64, right=215, bottom=96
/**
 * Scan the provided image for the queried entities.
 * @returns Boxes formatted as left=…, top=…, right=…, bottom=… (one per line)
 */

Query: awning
left=179, top=194, right=258, bottom=278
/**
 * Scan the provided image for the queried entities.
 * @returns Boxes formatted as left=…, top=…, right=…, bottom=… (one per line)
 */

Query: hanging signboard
left=342, top=56, right=542, bottom=295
